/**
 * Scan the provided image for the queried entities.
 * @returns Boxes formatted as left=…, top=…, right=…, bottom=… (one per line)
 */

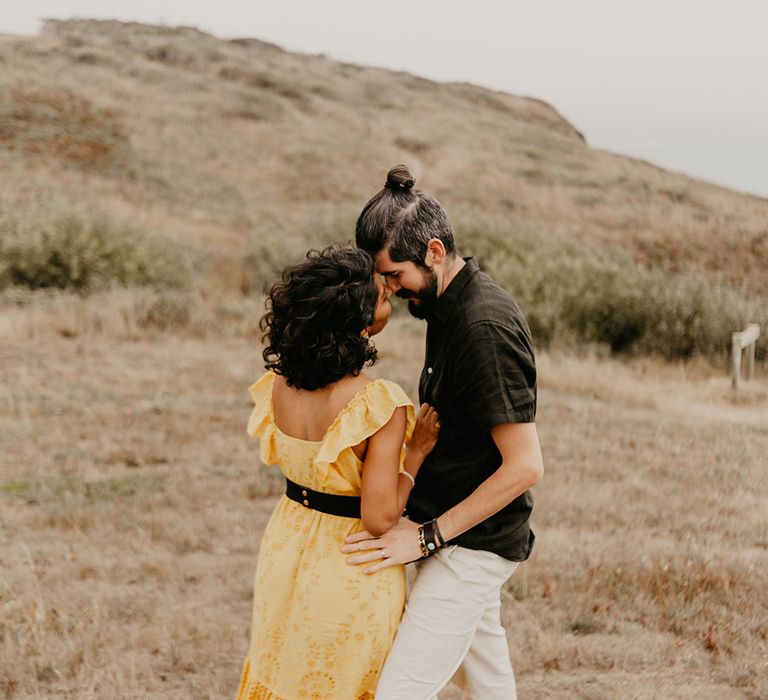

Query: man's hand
left=342, top=517, right=422, bottom=574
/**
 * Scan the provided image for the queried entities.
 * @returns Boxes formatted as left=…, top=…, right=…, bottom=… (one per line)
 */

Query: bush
left=242, top=205, right=359, bottom=292
left=456, top=213, right=767, bottom=362
left=0, top=213, right=192, bottom=292
left=242, top=234, right=308, bottom=294
left=237, top=208, right=766, bottom=363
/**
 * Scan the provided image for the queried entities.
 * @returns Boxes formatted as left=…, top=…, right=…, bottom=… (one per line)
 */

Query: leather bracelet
left=432, top=518, right=446, bottom=548
left=422, top=519, right=444, bottom=555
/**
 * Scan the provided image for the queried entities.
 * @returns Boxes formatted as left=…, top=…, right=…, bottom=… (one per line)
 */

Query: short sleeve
left=453, top=320, right=536, bottom=432
left=315, top=379, right=415, bottom=474
left=246, top=371, right=279, bottom=465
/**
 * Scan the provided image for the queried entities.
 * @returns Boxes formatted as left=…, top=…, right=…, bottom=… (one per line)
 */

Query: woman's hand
left=342, top=518, right=422, bottom=574
left=408, top=404, right=440, bottom=459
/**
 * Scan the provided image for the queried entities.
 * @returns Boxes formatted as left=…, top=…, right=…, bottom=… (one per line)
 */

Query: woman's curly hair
left=260, top=245, right=379, bottom=390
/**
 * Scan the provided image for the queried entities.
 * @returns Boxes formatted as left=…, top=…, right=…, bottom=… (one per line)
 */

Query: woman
left=236, top=245, right=439, bottom=700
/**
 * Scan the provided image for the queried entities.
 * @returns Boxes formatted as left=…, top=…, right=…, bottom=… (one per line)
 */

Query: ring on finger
left=380, top=548, right=388, bottom=559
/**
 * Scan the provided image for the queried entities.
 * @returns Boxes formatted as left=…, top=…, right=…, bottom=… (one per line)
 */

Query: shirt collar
left=431, top=257, right=479, bottom=324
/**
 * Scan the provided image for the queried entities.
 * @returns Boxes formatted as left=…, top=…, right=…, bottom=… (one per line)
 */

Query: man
left=342, top=164, right=543, bottom=700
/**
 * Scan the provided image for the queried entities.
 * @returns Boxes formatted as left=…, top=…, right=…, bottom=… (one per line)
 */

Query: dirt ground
left=2, top=317, right=767, bottom=699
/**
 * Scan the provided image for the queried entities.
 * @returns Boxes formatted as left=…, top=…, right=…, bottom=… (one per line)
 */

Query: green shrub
left=0, top=213, right=191, bottom=292
left=242, top=234, right=309, bottom=293
left=238, top=208, right=766, bottom=363
left=242, top=206, right=358, bottom=292
left=456, top=213, right=767, bottom=362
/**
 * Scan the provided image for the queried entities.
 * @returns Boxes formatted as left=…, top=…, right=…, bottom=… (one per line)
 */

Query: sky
left=4, top=1, right=768, bottom=198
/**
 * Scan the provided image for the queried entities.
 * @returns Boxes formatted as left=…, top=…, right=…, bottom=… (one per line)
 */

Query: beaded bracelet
left=417, top=518, right=448, bottom=559
left=417, top=525, right=430, bottom=558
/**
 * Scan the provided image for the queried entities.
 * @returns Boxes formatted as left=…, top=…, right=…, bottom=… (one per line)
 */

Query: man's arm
left=435, top=421, right=542, bottom=541
left=342, top=421, right=543, bottom=573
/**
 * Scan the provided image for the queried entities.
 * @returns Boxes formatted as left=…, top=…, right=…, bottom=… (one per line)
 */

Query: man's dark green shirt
left=406, top=258, right=537, bottom=561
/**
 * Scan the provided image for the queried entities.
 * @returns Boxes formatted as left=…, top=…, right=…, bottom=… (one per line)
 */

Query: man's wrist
left=432, top=517, right=446, bottom=547
left=420, top=518, right=447, bottom=556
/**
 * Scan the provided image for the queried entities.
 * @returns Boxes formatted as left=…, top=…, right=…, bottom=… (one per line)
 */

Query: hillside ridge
left=0, top=18, right=766, bottom=296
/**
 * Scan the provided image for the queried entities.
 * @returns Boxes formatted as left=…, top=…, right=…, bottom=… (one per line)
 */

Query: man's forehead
left=376, top=262, right=397, bottom=275
left=375, top=250, right=409, bottom=274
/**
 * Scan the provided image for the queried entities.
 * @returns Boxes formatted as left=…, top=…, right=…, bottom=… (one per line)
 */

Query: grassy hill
left=1, top=18, right=766, bottom=359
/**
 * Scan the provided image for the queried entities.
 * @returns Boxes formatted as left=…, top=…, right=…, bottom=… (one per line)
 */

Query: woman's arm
left=397, top=404, right=439, bottom=510
left=346, top=421, right=542, bottom=572
left=360, top=404, right=439, bottom=537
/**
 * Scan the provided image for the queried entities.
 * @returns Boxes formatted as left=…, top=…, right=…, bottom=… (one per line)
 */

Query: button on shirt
left=407, top=258, right=537, bottom=561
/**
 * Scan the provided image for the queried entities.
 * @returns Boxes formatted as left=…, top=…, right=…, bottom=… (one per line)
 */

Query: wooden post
left=732, top=332, right=743, bottom=390
left=732, top=324, right=760, bottom=389
left=746, top=341, right=756, bottom=380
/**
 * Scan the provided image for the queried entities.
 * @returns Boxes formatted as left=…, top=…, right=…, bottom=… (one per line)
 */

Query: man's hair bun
left=385, top=164, right=415, bottom=191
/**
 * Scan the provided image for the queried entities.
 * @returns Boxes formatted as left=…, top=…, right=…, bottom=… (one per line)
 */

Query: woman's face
left=368, top=274, right=392, bottom=337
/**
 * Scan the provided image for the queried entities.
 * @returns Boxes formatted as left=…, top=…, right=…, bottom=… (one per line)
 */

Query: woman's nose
left=385, top=278, right=399, bottom=293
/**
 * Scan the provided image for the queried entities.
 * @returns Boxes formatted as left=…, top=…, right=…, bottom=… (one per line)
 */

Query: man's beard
left=396, top=268, right=438, bottom=319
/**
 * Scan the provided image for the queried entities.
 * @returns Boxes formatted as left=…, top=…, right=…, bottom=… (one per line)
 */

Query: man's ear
left=425, top=238, right=447, bottom=266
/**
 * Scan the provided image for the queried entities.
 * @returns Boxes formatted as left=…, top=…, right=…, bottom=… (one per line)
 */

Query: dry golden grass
left=1, top=314, right=766, bottom=699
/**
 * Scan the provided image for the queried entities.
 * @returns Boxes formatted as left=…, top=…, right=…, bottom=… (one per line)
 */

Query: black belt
left=285, top=478, right=361, bottom=519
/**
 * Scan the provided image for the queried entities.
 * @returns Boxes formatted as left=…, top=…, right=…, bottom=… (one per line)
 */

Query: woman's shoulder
left=345, top=373, right=411, bottom=407
left=316, top=375, right=415, bottom=466
left=330, top=376, right=414, bottom=438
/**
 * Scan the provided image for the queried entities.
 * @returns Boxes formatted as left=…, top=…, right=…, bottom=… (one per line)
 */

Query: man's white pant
left=376, top=545, right=519, bottom=700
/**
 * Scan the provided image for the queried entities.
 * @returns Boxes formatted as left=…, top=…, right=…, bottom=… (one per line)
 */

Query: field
left=1, top=16, right=767, bottom=700
left=1, top=313, right=766, bottom=699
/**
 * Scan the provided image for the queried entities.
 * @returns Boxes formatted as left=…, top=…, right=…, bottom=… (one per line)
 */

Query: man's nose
left=384, top=277, right=399, bottom=293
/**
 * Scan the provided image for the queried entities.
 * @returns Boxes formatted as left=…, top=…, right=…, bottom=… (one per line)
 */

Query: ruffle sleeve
left=314, top=379, right=415, bottom=485
left=246, top=371, right=279, bottom=466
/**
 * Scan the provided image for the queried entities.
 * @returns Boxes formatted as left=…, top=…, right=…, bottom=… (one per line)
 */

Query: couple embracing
left=236, top=165, right=543, bottom=700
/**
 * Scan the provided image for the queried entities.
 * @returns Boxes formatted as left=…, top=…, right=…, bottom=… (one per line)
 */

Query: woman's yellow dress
left=236, top=372, right=415, bottom=700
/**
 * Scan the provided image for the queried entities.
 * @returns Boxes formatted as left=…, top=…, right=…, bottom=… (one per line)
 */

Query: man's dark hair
left=355, top=164, right=455, bottom=266
left=260, top=245, right=378, bottom=390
